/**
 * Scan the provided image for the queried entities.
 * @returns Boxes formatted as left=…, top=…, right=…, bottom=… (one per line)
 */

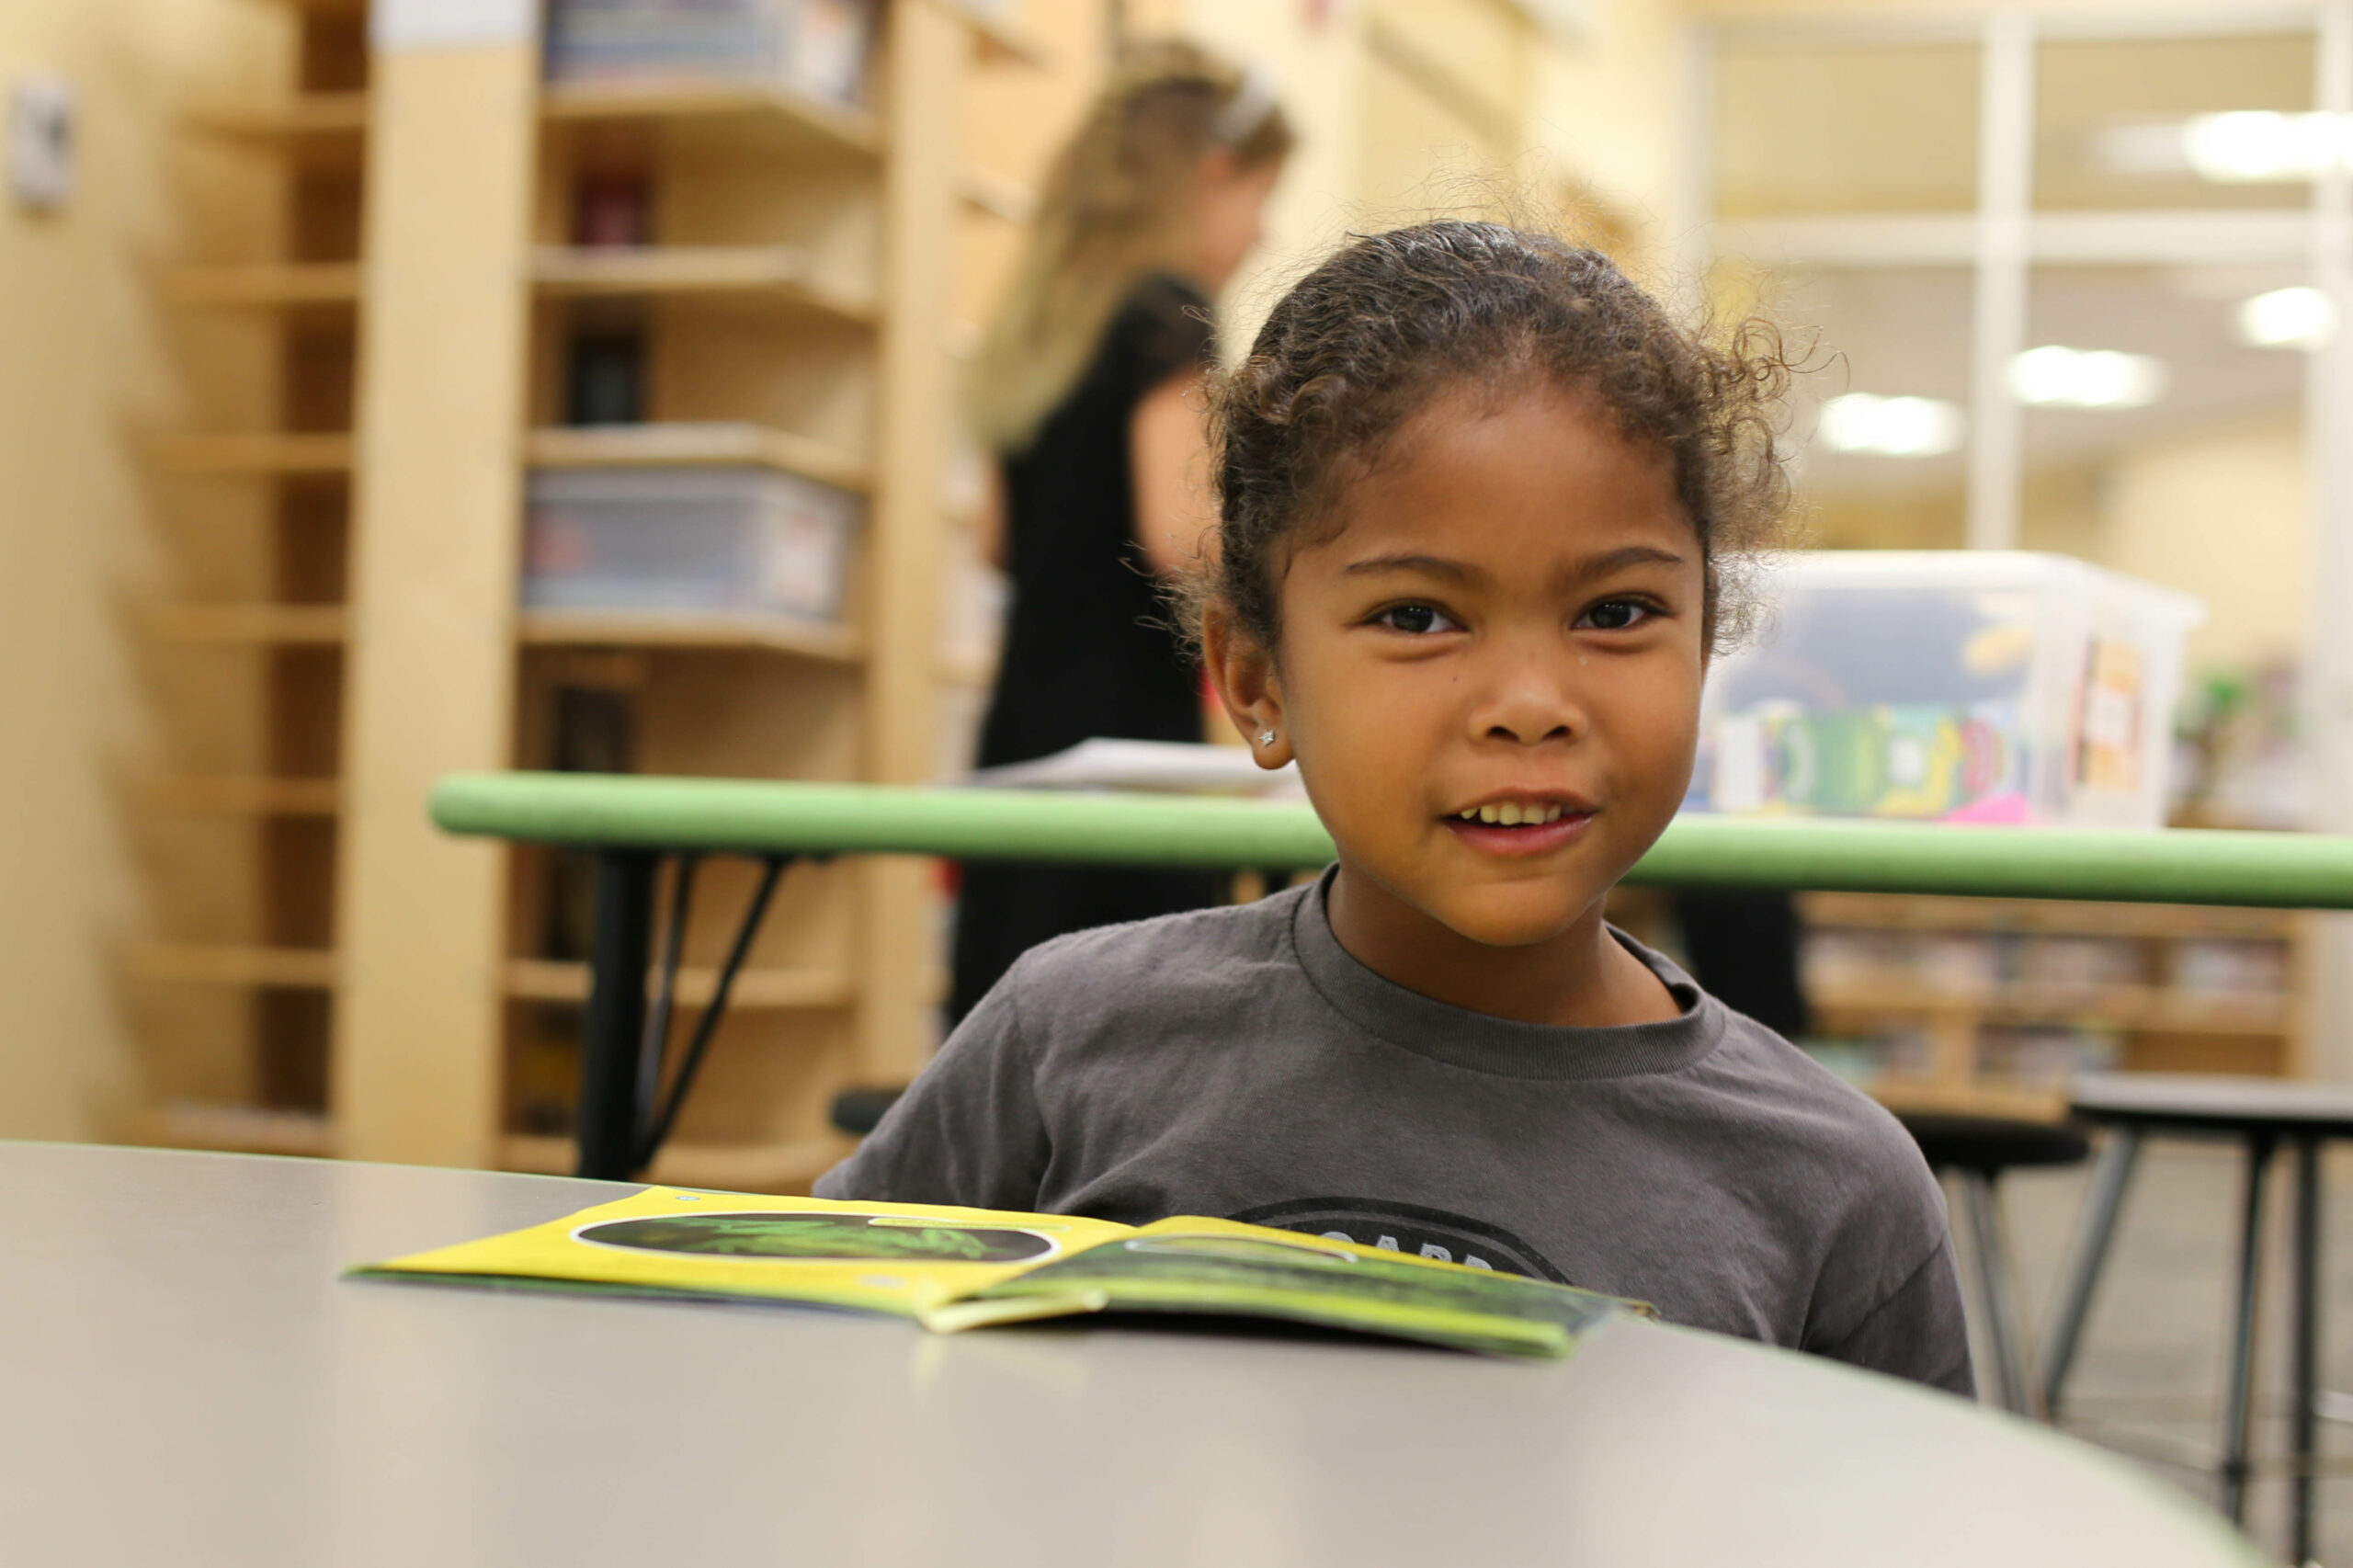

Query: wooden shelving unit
left=126, top=0, right=1093, bottom=1176
left=128, top=0, right=368, bottom=1138
left=1797, top=892, right=2311, bottom=1109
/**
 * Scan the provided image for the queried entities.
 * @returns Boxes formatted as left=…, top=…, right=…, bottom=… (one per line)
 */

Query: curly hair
left=1199, top=221, right=1796, bottom=654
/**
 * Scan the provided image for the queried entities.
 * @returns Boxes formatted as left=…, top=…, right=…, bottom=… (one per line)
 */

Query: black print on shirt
left=1225, top=1197, right=1572, bottom=1285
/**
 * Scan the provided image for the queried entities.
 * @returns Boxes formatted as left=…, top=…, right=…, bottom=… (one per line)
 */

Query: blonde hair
left=966, top=40, right=1293, bottom=455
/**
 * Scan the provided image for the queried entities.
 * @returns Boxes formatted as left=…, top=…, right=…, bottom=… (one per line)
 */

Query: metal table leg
left=2041, top=1124, right=2144, bottom=1415
left=2291, top=1134, right=2324, bottom=1564
left=575, top=849, right=659, bottom=1181
left=2221, top=1131, right=2278, bottom=1525
left=1961, top=1170, right=2032, bottom=1416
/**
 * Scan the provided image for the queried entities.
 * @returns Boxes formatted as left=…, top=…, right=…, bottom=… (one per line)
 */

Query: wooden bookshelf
left=130, top=0, right=1097, bottom=1177
left=129, top=0, right=367, bottom=1148
left=1797, top=892, right=2312, bottom=1104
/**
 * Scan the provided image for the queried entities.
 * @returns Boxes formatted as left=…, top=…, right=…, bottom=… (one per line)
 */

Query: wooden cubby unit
left=115, top=0, right=1097, bottom=1181
left=129, top=0, right=369, bottom=1152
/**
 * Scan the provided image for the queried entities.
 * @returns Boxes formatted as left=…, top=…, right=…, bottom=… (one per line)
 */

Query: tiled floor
left=1985, top=1141, right=2353, bottom=1564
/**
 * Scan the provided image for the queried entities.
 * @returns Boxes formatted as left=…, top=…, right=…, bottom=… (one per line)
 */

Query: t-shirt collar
left=1289, top=867, right=1724, bottom=1081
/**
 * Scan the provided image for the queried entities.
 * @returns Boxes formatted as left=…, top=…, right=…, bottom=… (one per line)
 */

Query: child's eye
left=1372, top=603, right=1463, bottom=635
left=1577, top=598, right=1654, bottom=631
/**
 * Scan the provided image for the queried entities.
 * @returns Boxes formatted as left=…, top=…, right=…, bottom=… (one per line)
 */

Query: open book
left=352, top=1188, right=1642, bottom=1360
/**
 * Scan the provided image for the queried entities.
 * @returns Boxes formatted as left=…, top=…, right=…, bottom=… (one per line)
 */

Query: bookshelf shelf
left=131, top=942, right=337, bottom=989
left=516, top=610, right=863, bottom=663
left=498, top=1131, right=848, bottom=1189
left=531, top=244, right=881, bottom=327
left=525, top=422, right=871, bottom=492
left=148, top=433, right=355, bottom=475
left=141, top=605, right=348, bottom=645
left=505, top=959, right=855, bottom=1009
left=125, top=1104, right=335, bottom=1158
left=540, top=80, right=883, bottom=159
left=188, top=92, right=368, bottom=157
left=139, top=775, right=341, bottom=816
left=164, top=263, right=363, bottom=313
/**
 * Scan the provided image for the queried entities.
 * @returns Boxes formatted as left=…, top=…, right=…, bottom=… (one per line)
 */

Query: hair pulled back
left=1203, top=221, right=1794, bottom=653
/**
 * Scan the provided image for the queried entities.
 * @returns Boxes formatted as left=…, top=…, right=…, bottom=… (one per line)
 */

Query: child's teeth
left=1478, top=804, right=1500, bottom=824
left=1544, top=803, right=1561, bottom=823
left=1501, top=802, right=1525, bottom=825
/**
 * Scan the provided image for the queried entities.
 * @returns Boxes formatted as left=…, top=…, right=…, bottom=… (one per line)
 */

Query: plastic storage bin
left=523, top=466, right=860, bottom=624
left=544, top=0, right=876, bottom=106
left=1689, top=551, right=2205, bottom=828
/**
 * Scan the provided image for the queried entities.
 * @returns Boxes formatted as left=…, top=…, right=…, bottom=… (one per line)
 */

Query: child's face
left=1217, top=381, right=1707, bottom=949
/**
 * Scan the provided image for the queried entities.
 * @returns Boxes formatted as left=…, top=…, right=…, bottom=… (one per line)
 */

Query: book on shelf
left=349, top=1188, right=1643, bottom=1360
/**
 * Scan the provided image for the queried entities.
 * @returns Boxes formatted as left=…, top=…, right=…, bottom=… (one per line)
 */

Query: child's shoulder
left=995, top=883, right=1310, bottom=1021
left=1691, top=1003, right=1943, bottom=1219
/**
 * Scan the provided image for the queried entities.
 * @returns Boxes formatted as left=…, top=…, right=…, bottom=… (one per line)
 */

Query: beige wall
left=0, top=0, right=284, bottom=1139
left=1137, top=0, right=1683, bottom=340
left=2098, top=418, right=2309, bottom=673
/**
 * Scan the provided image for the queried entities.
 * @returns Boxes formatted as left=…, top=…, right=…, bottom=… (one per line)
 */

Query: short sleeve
left=1809, top=1233, right=1975, bottom=1395
left=811, top=969, right=1051, bottom=1210
left=1106, top=274, right=1213, bottom=399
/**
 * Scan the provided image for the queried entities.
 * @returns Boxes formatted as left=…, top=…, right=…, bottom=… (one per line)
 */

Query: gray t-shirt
left=817, top=875, right=1972, bottom=1393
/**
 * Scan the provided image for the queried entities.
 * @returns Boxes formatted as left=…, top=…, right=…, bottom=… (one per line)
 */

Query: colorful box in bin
left=544, top=0, right=875, bottom=106
left=1691, top=551, right=2205, bottom=828
left=523, top=466, right=860, bottom=624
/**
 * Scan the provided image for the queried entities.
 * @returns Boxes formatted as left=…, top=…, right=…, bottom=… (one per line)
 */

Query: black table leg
left=2221, top=1131, right=2278, bottom=1525
left=2291, top=1134, right=2323, bottom=1564
left=2042, top=1124, right=2143, bottom=1415
left=575, top=849, right=658, bottom=1181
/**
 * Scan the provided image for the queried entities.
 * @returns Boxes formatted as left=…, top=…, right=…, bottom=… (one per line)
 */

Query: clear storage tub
left=544, top=0, right=875, bottom=107
left=1689, top=551, right=2206, bottom=828
left=522, top=466, right=860, bottom=624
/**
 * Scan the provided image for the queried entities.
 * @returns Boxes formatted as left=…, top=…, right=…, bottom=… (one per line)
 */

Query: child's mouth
left=1441, top=801, right=1596, bottom=857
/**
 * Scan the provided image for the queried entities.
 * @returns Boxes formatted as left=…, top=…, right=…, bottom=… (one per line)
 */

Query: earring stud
left=1256, top=728, right=1278, bottom=748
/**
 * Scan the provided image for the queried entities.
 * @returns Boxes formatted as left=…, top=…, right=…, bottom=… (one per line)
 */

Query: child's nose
left=1473, top=664, right=1588, bottom=745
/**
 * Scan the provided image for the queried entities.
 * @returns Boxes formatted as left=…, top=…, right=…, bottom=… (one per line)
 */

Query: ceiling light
left=2237, top=285, right=2336, bottom=350
left=2008, top=346, right=2166, bottom=410
left=1815, top=393, right=1963, bottom=457
left=2181, top=110, right=2346, bottom=183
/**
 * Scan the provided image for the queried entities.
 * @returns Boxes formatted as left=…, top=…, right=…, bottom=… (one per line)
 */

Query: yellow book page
left=356, top=1188, right=1136, bottom=1318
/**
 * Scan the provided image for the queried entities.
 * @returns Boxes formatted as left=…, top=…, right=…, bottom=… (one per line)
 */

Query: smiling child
left=818, top=222, right=1972, bottom=1392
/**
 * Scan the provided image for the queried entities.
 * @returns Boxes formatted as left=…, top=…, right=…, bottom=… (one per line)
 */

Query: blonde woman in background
left=950, top=41, right=1291, bottom=1025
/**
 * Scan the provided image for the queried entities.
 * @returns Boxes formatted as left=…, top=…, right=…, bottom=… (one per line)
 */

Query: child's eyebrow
left=1338, top=553, right=1486, bottom=584
left=1568, top=545, right=1688, bottom=581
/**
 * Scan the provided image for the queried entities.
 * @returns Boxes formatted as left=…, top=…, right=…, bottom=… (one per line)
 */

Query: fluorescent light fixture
left=1815, top=393, right=1963, bottom=457
left=2181, top=110, right=2347, bottom=183
left=2008, top=346, right=2166, bottom=410
left=2237, top=285, right=2336, bottom=350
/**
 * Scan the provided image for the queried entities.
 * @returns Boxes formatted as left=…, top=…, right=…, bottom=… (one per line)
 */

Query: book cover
left=351, top=1188, right=1639, bottom=1360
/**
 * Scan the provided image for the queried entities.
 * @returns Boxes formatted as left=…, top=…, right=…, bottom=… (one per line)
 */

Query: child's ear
left=1201, top=605, right=1291, bottom=769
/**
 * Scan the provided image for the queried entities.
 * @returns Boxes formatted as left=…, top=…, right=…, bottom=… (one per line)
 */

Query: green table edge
left=430, top=771, right=2353, bottom=910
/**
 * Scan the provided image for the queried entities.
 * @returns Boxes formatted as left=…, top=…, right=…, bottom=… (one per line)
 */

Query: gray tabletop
left=2071, top=1070, right=2353, bottom=1136
left=2, top=1142, right=2260, bottom=1568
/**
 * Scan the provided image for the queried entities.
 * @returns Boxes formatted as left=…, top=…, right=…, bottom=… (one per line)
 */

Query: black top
left=978, top=274, right=1213, bottom=767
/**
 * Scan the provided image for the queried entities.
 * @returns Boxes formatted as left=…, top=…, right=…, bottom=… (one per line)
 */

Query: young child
left=818, top=222, right=1972, bottom=1393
